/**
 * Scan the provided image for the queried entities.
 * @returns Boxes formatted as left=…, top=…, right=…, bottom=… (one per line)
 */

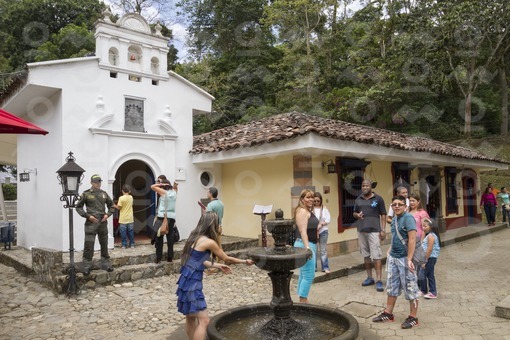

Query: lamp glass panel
left=67, top=176, right=79, bottom=193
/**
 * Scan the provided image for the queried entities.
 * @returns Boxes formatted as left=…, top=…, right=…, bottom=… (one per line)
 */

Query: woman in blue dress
left=176, top=211, right=254, bottom=339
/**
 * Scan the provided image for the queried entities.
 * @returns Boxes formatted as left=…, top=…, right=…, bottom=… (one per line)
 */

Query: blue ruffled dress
left=176, top=249, right=211, bottom=315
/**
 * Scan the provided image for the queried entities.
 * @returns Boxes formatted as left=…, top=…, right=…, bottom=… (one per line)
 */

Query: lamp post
left=56, top=152, right=85, bottom=296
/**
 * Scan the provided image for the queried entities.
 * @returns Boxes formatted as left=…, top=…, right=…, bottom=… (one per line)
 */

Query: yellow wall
left=222, top=155, right=294, bottom=238
left=222, top=155, right=399, bottom=244
left=221, top=153, right=483, bottom=248
left=366, top=161, right=393, bottom=203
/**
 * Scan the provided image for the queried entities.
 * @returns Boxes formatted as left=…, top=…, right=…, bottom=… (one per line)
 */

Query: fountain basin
left=248, top=247, right=311, bottom=272
left=207, top=303, right=359, bottom=340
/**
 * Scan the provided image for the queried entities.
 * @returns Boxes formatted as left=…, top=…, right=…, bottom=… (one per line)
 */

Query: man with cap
left=75, top=174, right=115, bottom=275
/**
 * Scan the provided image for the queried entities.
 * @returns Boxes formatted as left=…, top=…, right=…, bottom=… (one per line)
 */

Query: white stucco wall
left=8, top=55, right=212, bottom=251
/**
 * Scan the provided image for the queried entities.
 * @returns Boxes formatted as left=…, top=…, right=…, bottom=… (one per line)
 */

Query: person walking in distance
left=373, top=195, right=420, bottom=329
left=75, top=174, right=115, bottom=275
left=480, top=186, right=497, bottom=226
left=353, top=179, right=387, bottom=292
left=115, top=184, right=135, bottom=249
left=497, top=187, right=510, bottom=226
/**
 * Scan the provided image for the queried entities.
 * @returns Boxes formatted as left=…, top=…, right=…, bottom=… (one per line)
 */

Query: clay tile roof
left=191, top=111, right=504, bottom=163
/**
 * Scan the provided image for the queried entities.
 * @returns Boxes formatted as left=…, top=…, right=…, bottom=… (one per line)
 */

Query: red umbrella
left=0, top=108, right=48, bottom=135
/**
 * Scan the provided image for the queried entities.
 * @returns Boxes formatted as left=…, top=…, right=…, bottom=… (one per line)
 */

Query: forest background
left=0, top=0, right=509, bottom=171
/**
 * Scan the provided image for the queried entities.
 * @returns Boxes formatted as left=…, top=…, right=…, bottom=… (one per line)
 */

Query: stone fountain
left=207, top=211, right=359, bottom=340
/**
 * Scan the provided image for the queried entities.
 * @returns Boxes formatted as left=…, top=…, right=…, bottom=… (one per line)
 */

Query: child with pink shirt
left=408, top=193, right=429, bottom=241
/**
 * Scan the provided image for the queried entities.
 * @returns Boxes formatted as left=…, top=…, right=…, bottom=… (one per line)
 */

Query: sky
left=100, top=0, right=188, bottom=60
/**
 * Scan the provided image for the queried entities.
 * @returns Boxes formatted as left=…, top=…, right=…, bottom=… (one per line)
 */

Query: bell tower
left=94, top=10, right=169, bottom=80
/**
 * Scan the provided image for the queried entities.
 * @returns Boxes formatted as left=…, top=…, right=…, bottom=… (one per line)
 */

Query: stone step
left=53, top=236, right=259, bottom=292
left=55, top=261, right=183, bottom=291
left=2, top=214, right=16, bottom=220
left=2, top=201, right=17, bottom=214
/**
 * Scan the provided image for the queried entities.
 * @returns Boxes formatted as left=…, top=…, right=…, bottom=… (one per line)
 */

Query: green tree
left=33, top=24, right=95, bottom=62
left=0, top=0, right=104, bottom=92
left=177, top=0, right=282, bottom=129
left=262, top=0, right=328, bottom=107
left=427, top=1, right=510, bottom=137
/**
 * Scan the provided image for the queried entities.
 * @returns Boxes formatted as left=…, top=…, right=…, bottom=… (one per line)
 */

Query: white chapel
left=1, top=12, right=214, bottom=251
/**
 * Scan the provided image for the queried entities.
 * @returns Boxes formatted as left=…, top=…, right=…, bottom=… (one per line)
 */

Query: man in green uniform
left=75, top=174, right=115, bottom=275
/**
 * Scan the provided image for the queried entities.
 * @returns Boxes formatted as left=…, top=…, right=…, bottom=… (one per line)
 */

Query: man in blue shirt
left=206, top=187, right=224, bottom=268
left=373, top=195, right=420, bottom=329
left=206, top=187, right=224, bottom=232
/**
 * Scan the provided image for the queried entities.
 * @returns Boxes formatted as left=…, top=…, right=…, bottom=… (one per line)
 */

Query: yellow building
left=192, top=112, right=508, bottom=255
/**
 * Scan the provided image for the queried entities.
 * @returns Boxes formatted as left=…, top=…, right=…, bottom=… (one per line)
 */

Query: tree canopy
left=1, top=0, right=508, bottom=140
left=177, top=0, right=510, bottom=138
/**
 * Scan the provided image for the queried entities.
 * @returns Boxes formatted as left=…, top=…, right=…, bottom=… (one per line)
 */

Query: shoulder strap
left=394, top=217, right=407, bottom=246
left=192, top=236, right=207, bottom=249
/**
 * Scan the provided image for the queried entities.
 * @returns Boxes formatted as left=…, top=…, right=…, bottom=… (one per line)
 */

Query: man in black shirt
left=353, top=179, right=387, bottom=292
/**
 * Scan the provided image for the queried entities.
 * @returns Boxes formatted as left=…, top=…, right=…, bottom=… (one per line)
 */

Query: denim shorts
left=386, top=254, right=419, bottom=300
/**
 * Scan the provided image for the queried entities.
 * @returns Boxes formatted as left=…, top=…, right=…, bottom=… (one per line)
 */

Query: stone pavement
left=1, top=225, right=510, bottom=339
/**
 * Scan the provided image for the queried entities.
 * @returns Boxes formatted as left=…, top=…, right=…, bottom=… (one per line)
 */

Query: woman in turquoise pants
left=293, top=189, right=319, bottom=303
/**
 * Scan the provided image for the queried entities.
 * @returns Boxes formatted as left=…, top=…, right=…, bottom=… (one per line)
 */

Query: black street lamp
left=56, top=151, right=85, bottom=296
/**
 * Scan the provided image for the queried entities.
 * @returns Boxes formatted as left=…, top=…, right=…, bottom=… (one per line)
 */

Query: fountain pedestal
left=261, top=271, right=303, bottom=338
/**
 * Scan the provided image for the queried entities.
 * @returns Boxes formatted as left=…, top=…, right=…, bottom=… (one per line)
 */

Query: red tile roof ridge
left=191, top=111, right=505, bottom=164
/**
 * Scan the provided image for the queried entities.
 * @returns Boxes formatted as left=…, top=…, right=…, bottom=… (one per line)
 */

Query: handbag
left=158, top=196, right=170, bottom=235
left=505, top=204, right=510, bottom=211
left=394, top=217, right=426, bottom=267
left=159, top=215, right=169, bottom=235
left=173, top=225, right=180, bottom=242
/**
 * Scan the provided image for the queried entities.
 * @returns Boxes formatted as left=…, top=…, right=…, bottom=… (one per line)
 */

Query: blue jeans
left=418, top=257, right=437, bottom=295
left=318, top=230, right=330, bottom=271
left=294, top=238, right=317, bottom=299
left=119, top=223, right=135, bottom=247
left=484, top=204, right=496, bottom=224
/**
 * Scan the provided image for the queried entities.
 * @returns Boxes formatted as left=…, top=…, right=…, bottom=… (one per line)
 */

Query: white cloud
left=169, top=23, right=189, bottom=61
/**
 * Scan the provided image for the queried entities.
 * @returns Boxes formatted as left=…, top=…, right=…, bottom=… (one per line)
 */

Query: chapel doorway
left=112, top=160, right=156, bottom=242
